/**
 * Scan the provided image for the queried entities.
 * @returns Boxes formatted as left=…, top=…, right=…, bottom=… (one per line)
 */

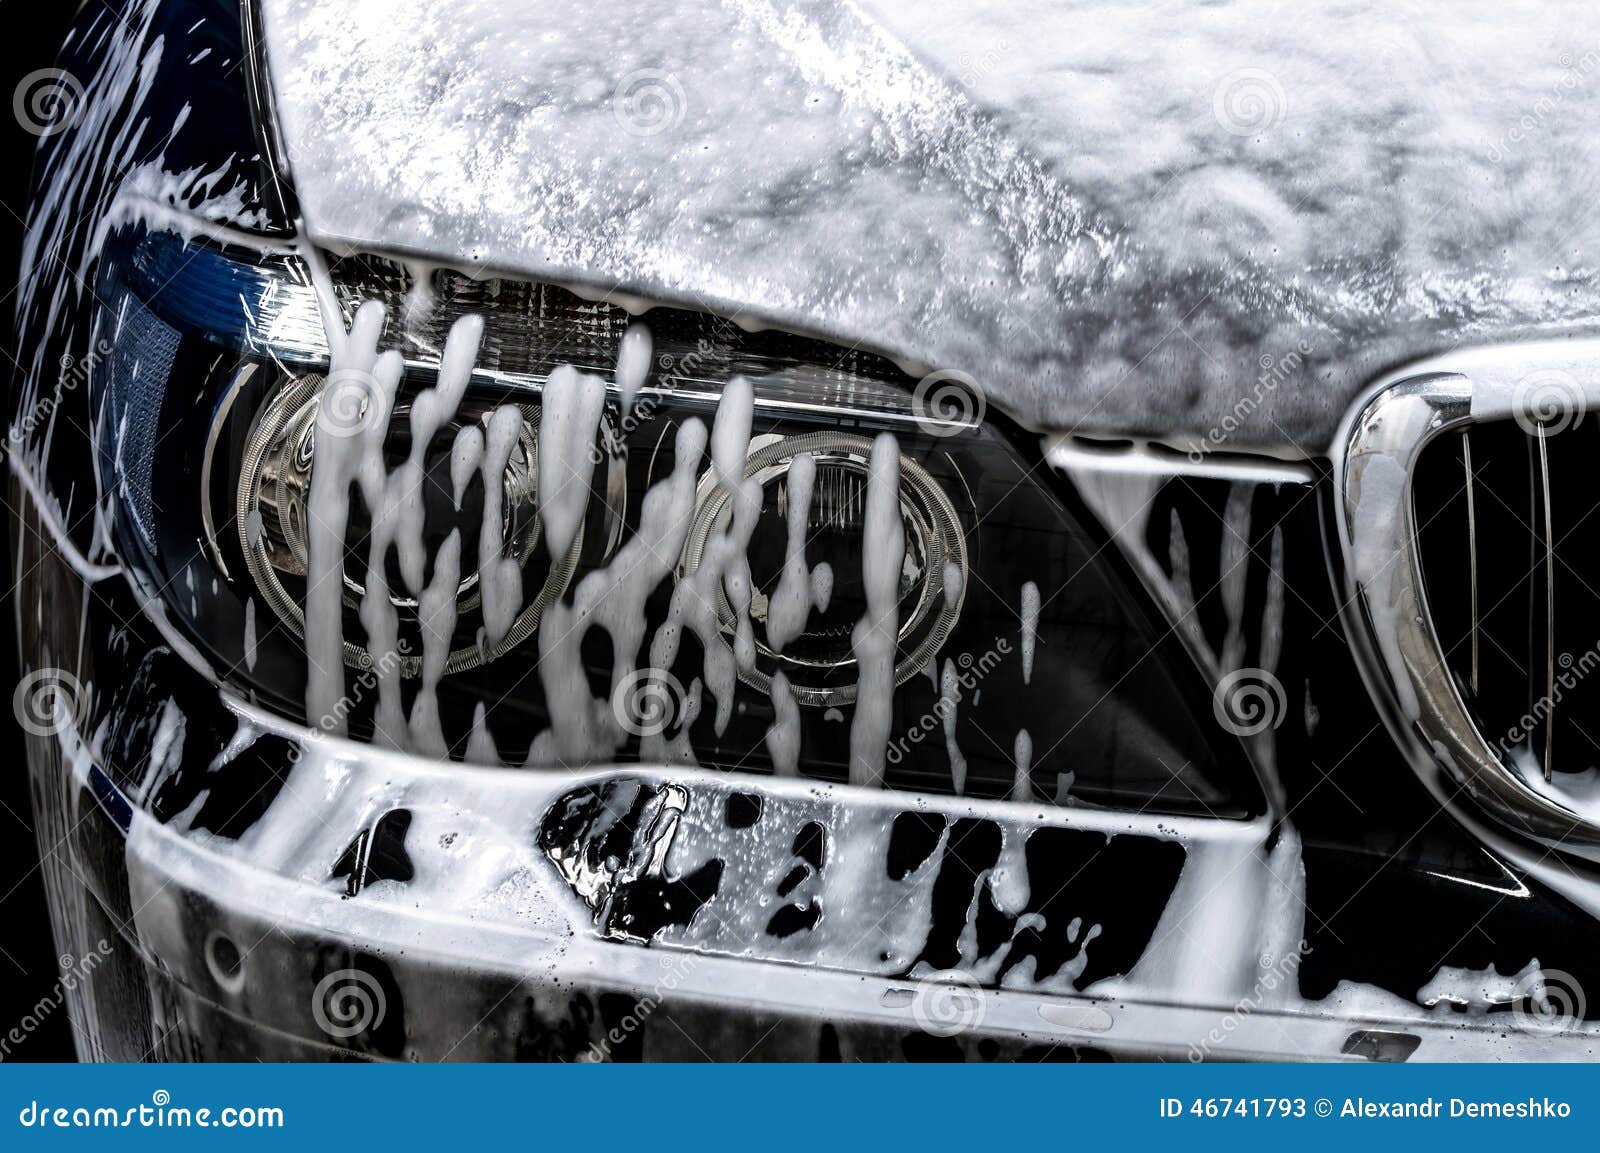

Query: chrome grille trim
left=1336, top=345, right=1600, bottom=852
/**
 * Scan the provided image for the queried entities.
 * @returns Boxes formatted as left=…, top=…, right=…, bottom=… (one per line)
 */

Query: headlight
left=94, top=223, right=1259, bottom=816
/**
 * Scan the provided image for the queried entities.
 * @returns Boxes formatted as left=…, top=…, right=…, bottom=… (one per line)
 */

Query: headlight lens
left=94, top=224, right=1259, bottom=816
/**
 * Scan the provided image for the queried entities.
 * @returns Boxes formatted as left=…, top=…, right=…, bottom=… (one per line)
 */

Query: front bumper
left=15, top=474, right=1599, bottom=1062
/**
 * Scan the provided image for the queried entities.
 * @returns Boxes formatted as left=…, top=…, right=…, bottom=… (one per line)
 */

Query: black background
left=2, top=4, right=79, bottom=1062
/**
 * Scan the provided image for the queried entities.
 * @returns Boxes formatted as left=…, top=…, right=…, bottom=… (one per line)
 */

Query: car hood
left=261, top=0, right=1600, bottom=452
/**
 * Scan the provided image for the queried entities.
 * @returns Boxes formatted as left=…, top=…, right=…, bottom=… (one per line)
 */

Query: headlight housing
left=94, top=223, right=1260, bottom=816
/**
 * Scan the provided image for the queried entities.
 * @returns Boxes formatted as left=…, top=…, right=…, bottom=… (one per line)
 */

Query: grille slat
left=1416, top=419, right=1600, bottom=787
left=1538, top=425, right=1555, bottom=781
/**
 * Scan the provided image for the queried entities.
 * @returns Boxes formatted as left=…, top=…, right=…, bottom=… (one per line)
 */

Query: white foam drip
left=810, top=562, right=834, bottom=611
left=243, top=597, right=258, bottom=673
left=940, top=658, right=967, bottom=795
left=941, top=561, right=963, bottom=611
left=1012, top=729, right=1032, bottom=802
left=1054, top=769, right=1076, bottom=805
left=532, top=417, right=709, bottom=765
left=449, top=424, right=484, bottom=510
left=639, top=677, right=704, bottom=766
left=615, top=323, right=652, bottom=414
left=403, top=260, right=438, bottom=327
left=1096, top=824, right=1306, bottom=1005
left=1417, top=959, right=1541, bottom=1012
left=358, top=315, right=486, bottom=748
left=304, top=299, right=401, bottom=733
left=848, top=433, right=902, bottom=788
left=1019, top=580, right=1040, bottom=685
left=766, top=452, right=828, bottom=652
left=766, top=670, right=801, bottom=775
left=478, top=405, right=524, bottom=647
left=647, top=377, right=761, bottom=735
left=537, top=365, right=607, bottom=564
left=1219, top=483, right=1251, bottom=671
left=465, top=702, right=500, bottom=766
left=408, top=529, right=461, bottom=757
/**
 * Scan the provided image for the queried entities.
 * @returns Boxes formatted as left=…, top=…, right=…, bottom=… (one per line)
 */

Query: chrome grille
left=1414, top=418, right=1600, bottom=787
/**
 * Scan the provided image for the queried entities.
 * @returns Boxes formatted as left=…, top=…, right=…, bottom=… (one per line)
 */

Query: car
left=8, top=0, right=1600, bottom=1062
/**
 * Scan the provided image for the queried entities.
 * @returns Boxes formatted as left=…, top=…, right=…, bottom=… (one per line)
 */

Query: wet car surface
left=8, top=0, right=1600, bottom=1062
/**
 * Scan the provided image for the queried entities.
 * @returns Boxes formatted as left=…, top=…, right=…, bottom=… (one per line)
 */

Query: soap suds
left=848, top=433, right=903, bottom=788
left=1012, top=729, right=1032, bottom=802
left=1019, top=580, right=1039, bottom=685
